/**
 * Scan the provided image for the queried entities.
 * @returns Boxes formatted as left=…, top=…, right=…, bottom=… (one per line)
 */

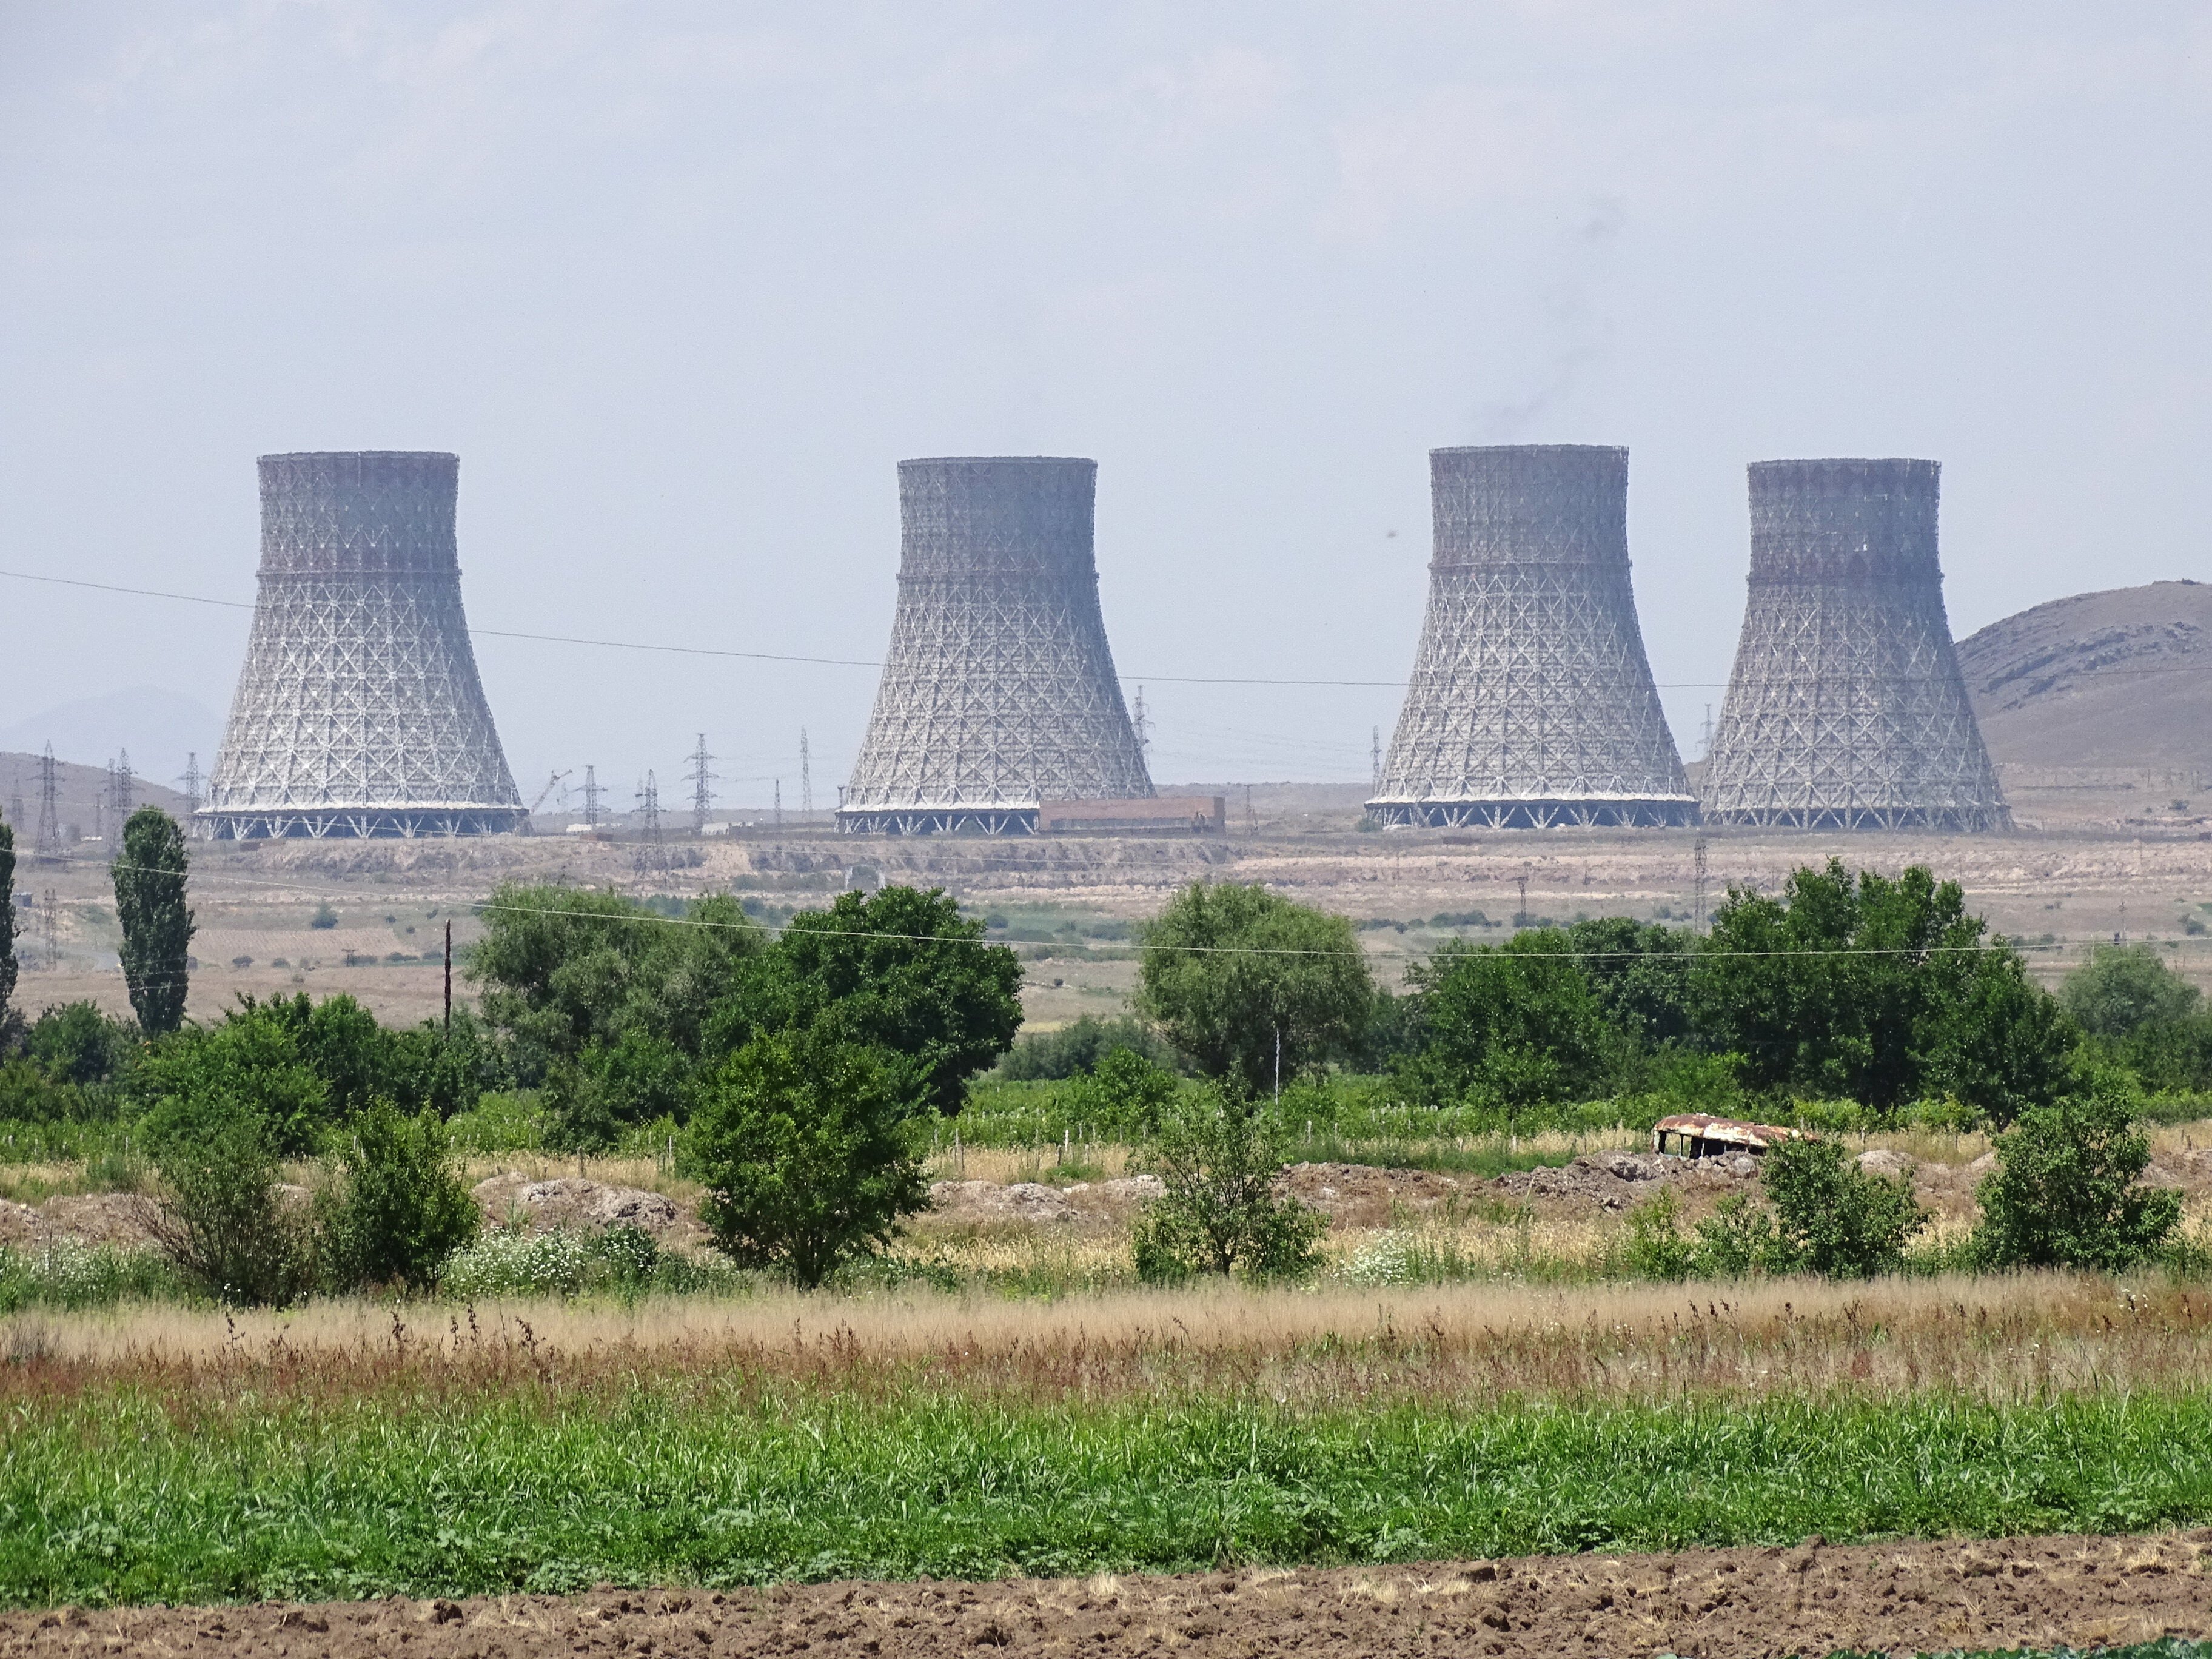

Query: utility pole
left=33, top=745, right=60, bottom=863
left=443, top=920, right=452, bottom=1037
left=685, top=733, right=716, bottom=835
left=1515, top=873, right=1530, bottom=929
left=800, top=729, right=813, bottom=817
left=774, top=779, right=783, bottom=830
left=581, top=765, right=603, bottom=829
left=1692, top=836, right=1709, bottom=932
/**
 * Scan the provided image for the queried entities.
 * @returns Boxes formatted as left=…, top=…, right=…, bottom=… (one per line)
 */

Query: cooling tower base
left=836, top=806, right=1041, bottom=837
left=198, top=806, right=528, bottom=841
left=1699, top=805, right=2011, bottom=833
left=1364, top=796, right=1701, bottom=830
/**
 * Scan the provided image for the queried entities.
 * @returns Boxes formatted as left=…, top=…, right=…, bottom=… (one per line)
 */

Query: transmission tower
left=633, top=772, right=668, bottom=879
left=800, top=729, right=813, bottom=817
left=110, top=751, right=135, bottom=828
left=39, top=888, right=59, bottom=970
left=177, top=753, right=203, bottom=819
left=1371, top=725, right=1381, bottom=791
left=581, top=765, right=603, bottom=828
left=33, top=745, right=60, bottom=863
left=1692, top=836, right=1709, bottom=932
left=685, top=734, right=716, bottom=834
left=1132, top=687, right=1151, bottom=763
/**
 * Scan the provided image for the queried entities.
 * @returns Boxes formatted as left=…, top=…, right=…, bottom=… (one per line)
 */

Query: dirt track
left=4, top=1532, right=2207, bottom=1658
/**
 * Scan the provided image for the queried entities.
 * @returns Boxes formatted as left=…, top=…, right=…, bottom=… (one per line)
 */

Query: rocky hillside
left=1957, top=579, right=2212, bottom=771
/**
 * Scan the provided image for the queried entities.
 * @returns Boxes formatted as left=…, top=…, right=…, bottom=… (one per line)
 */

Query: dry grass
left=8, top=1272, right=2211, bottom=1407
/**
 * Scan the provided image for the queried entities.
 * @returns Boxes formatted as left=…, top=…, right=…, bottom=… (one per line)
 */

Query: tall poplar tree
left=0, top=820, right=17, bottom=1034
left=115, top=806, right=193, bottom=1037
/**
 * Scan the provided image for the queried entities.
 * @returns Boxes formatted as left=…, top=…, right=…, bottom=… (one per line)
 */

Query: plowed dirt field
left=4, top=1530, right=2206, bottom=1658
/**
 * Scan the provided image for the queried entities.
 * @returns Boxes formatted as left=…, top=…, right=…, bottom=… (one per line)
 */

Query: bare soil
left=3, top=1532, right=2205, bottom=1657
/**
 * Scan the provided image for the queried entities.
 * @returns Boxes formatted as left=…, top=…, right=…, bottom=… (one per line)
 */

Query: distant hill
left=0, top=686, right=224, bottom=790
left=1957, top=580, right=2212, bottom=773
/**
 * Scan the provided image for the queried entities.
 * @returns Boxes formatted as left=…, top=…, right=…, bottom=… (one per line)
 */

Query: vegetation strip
left=3, top=1388, right=2210, bottom=1606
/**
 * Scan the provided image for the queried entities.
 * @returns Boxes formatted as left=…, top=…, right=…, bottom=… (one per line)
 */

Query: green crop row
left=4, top=1386, right=2210, bottom=1608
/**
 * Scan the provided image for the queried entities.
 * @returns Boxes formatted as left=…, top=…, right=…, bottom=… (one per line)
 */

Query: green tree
left=1130, top=1086, right=1324, bottom=1282
left=1562, top=917, right=1698, bottom=1049
left=1134, top=882, right=1373, bottom=1095
left=1972, top=1076, right=2183, bottom=1272
left=1694, top=860, right=2070, bottom=1121
left=1760, top=1136, right=1926, bottom=1278
left=744, top=886, right=1024, bottom=1116
left=1064, top=1046, right=1182, bottom=1138
left=996, top=1014, right=1181, bottom=1081
left=469, top=885, right=763, bottom=1081
left=25, top=1001, right=135, bottom=1085
left=1400, top=930, right=1613, bottom=1116
left=0, top=821, right=16, bottom=1039
left=2060, top=943, right=2200, bottom=1038
left=113, top=806, right=193, bottom=1037
left=146, top=1112, right=315, bottom=1305
left=686, top=1031, right=928, bottom=1287
left=319, top=1102, right=479, bottom=1290
left=134, top=1008, right=331, bottom=1156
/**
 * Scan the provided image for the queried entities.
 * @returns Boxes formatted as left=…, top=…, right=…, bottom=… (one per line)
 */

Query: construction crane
left=518, top=769, right=571, bottom=835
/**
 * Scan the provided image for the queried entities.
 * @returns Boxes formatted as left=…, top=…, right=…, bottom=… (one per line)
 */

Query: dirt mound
left=470, top=1175, right=683, bottom=1237
left=4, top=1530, right=2202, bottom=1657
left=0, top=1193, right=163, bottom=1250
left=1282, top=1162, right=1478, bottom=1227
left=924, top=1177, right=1165, bottom=1226
left=1958, top=579, right=2212, bottom=771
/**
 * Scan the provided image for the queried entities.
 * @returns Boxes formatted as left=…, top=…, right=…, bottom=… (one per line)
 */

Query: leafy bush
left=1761, top=1136, right=1925, bottom=1279
left=687, top=1032, right=928, bottom=1288
left=437, top=1224, right=712, bottom=1300
left=1973, top=1078, right=2183, bottom=1272
left=446, top=1090, right=547, bottom=1153
left=1061, top=1048, right=1181, bottom=1138
left=2062, top=943, right=2200, bottom=1037
left=0, top=1058, right=86, bottom=1125
left=1130, top=1088, right=1324, bottom=1283
left=319, top=1102, right=478, bottom=1291
left=995, top=1014, right=1182, bottom=1080
left=25, top=1002, right=136, bottom=1085
left=146, top=1114, right=315, bottom=1306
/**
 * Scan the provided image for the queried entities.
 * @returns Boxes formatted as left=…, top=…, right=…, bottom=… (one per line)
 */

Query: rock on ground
left=470, top=1175, right=683, bottom=1238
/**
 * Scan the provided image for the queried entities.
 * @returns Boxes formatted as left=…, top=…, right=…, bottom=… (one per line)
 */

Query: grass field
left=4, top=1276, right=2211, bottom=1607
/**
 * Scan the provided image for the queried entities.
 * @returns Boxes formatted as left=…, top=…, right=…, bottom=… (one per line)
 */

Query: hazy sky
left=3, top=2, right=2208, bottom=806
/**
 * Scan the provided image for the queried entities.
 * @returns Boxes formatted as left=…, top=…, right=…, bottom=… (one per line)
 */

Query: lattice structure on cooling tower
left=839, top=457, right=1153, bottom=836
left=201, top=451, right=526, bottom=840
left=1366, top=445, right=1695, bottom=829
left=1701, top=458, right=2009, bottom=832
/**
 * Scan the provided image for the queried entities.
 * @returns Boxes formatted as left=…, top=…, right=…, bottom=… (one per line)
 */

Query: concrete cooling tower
left=1701, top=458, right=2009, bottom=831
left=838, top=457, right=1153, bottom=835
left=1366, top=444, right=1695, bottom=828
left=200, top=451, right=525, bottom=839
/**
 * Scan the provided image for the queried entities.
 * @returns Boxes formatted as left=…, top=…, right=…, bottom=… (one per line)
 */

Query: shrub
left=1973, top=1078, right=2183, bottom=1272
left=995, top=1015, right=1182, bottom=1081
left=686, top=1032, right=928, bottom=1288
left=1761, top=1136, right=1925, bottom=1279
left=438, top=1224, right=691, bottom=1300
left=2062, top=942, right=2200, bottom=1037
left=1062, top=1047, right=1181, bottom=1138
left=1130, top=1088, right=1324, bottom=1283
left=146, top=1114, right=314, bottom=1306
left=0, top=1239, right=178, bottom=1312
left=320, top=1102, right=479, bottom=1291
left=25, top=1002, right=136, bottom=1085
left=1621, top=1188, right=1783, bottom=1281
